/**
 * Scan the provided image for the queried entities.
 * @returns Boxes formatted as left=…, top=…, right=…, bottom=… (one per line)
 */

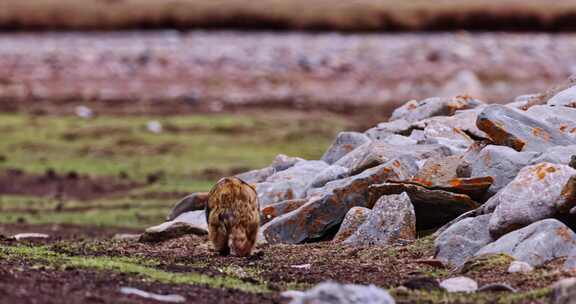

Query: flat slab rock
left=469, top=145, right=539, bottom=197
left=343, top=141, right=451, bottom=175
left=487, top=162, right=576, bottom=237
left=167, top=192, right=208, bottom=221
left=332, top=207, right=371, bottom=243
left=140, top=210, right=207, bottom=242
left=260, top=198, right=308, bottom=225
left=390, top=96, right=483, bottom=123
left=344, top=193, right=416, bottom=246
left=476, top=104, right=576, bottom=152
left=263, top=156, right=418, bottom=244
left=369, top=182, right=479, bottom=230
left=475, top=219, right=576, bottom=267
left=525, top=105, right=576, bottom=140
left=321, top=131, right=370, bottom=165
left=283, top=282, right=395, bottom=304
left=547, top=85, right=576, bottom=108
left=434, top=214, right=494, bottom=268
left=257, top=160, right=329, bottom=207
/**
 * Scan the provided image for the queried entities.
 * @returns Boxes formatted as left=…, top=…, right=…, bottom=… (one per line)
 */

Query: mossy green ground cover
left=0, top=112, right=345, bottom=228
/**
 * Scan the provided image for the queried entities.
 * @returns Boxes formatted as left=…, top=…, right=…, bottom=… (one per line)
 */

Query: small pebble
left=147, top=121, right=163, bottom=133
left=120, top=287, right=185, bottom=303
left=508, top=261, right=534, bottom=273
left=440, top=276, right=478, bottom=293
left=74, top=105, right=93, bottom=118
left=13, top=233, right=50, bottom=241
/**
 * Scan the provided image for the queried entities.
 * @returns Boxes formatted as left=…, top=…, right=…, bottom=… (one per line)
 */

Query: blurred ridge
left=3, top=0, right=576, bottom=32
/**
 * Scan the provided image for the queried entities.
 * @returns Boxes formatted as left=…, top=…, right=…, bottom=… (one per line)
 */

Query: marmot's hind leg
left=231, top=222, right=258, bottom=257
left=210, top=225, right=230, bottom=256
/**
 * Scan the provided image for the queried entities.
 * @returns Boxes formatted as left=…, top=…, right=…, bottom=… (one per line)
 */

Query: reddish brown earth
left=0, top=168, right=142, bottom=201
left=0, top=223, right=140, bottom=241
left=1, top=32, right=575, bottom=116
left=0, top=260, right=280, bottom=304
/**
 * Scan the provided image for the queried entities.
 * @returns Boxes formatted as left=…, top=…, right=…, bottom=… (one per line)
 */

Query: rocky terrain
left=4, top=31, right=576, bottom=303
left=118, top=76, right=576, bottom=303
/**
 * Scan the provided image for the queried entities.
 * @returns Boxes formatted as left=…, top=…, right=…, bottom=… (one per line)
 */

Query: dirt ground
left=0, top=226, right=570, bottom=304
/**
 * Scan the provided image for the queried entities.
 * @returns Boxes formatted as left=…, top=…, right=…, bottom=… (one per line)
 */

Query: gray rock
left=390, top=96, right=482, bottom=123
left=369, top=182, right=479, bottom=230
left=476, top=104, right=576, bottom=152
left=551, top=278, right=576, bottom=304
left=547, top=85, right=576, bottom=108
left=507, top=261, right=534, bottom=273
left=488, top=163, right=576, bottom=237
left=507, top=94, right=537, bottom=109
left=258, top=160, right=329, bottom=207
left=530, top=145, right=576, bottom=166
left=235, top=166, right=276, bottom=183
left=333, top=141, right=373, bottom=170
left=283, top=282, right=395, bottom=304
left=380, top=134, right=418, bottom=146
left=469, top=145, right=539, bottom=197
left=321, top=132, right=371, bottom=164
left=308, top=165, right=349, bottom=189
left=408, top=129, right=426, bottom=143
left=525, top=105, right=576, bottom=140
left=140, top=210, right=207, bottom=242
left=434, top=214, right=494, bottom=268
left=365, top=119, right=412, bottom=140
left=345, top=141, right=451, bottom=175
left=271, top=154, right=305, bottom=171
left=256, top=180, right=306, bottom=208
left=263, top=156, right=418, bottom=244
left=332, top=207, right=371, bottom=243
left=120, top=287, right=185, bottom=303
left=260, top=199, right=308, bottom=225
left=415, top=155, right=464, bottom=185
left=167, top=192, right=208, bottom=221
left=440, top=277, right=478, bottom=293
left=344, top=193, right=416, bottom=246
left=475, top=219, right=576, bottom=267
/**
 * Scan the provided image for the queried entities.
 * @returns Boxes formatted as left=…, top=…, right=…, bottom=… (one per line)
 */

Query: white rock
left=74, top=105, right=93, bottom=118
left=13, top=233, right=49, bottom=240
left=147, top=120, right=163, bottom=133
left=120, top=287, right=185, bottom=303
left=290, top=264, right=312, bottom=270
left=507, top=261, right=534, bottom=273
left=440, top=276, right=478, bottom=293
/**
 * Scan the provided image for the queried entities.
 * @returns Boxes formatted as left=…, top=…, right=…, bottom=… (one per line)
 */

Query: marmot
left=206, top=177, right=259, bottom=256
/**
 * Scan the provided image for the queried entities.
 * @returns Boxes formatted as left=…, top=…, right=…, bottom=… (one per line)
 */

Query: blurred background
left=1, top=0, right=576, bottom=233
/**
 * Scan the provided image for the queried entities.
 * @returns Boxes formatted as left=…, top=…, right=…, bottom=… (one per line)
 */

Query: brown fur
left=206, top=177, right=259, bottom=257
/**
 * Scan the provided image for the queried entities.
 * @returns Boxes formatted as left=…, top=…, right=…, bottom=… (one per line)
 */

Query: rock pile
left=156, top=77, right=576, bottom=274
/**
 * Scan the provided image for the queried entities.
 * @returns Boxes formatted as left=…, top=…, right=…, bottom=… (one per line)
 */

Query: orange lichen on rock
left=477, top=118, right=526, bottom=151
left=532, top=127, right=551, bottom=142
